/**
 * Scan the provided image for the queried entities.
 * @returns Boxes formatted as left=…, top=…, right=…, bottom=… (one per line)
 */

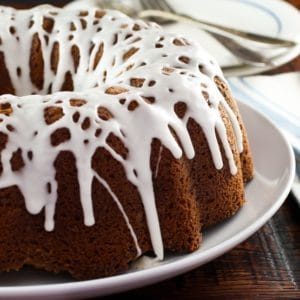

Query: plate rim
left=218, top=0, right=300, bottom=76
left=221, top=0, right=300, bottom=76
left=166, top=0, right=300, bottom=77
left=0, top=100, right=295, bottom=298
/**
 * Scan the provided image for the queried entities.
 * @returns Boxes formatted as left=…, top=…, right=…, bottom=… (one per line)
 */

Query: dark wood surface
left=1, top=1, right=300, bottom=299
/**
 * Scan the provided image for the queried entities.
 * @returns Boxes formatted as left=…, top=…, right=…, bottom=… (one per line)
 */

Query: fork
left=68, top=0, right=297, bottom=68
left=139, top=0, right=296, bottom=47
left=77, top=0, right=296, bottom=47
left=139, top=0, right=296, bottom=67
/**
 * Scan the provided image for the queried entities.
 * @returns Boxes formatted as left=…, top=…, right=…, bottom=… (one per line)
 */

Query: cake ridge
left=0, top=4, right=251, bottom=274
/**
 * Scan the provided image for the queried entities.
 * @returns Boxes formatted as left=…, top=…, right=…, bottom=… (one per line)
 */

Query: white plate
left=163, top=0, right=300, bottom=76
left=0, top=101, right=295, bottom=299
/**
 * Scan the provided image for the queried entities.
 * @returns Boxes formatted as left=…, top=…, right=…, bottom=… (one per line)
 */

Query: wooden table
left=3, top=1, right=300, bottom=299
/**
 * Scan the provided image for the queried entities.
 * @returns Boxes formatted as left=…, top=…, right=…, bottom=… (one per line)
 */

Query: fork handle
left=139, top=10, right=297, bottom=47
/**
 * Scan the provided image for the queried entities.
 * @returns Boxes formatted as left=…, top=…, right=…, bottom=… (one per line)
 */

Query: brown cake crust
left=0, top=6, right=253, bottom=280
left=0, top=77, right=253, bottom=279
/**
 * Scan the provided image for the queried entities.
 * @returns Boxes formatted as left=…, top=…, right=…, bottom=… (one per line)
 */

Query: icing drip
left=93, top=171, right=142, bottom=257
left=0, top=5, right=244, bottom=260
left=154, top=145, right=163, bottom=178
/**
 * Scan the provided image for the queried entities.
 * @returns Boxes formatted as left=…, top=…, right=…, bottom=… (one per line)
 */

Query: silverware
left=89, top=0, right=297, bottom=67
left=138, top=1, right=296, bottom=47
left=205, top=32, right=279, bottom=67
left=138, top=0, right=296, bottom=67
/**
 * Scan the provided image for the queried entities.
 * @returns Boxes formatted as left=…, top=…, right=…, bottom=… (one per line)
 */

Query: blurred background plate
left=2, top=0, right=300, bottom=76
left=162, top=0, right=300, bottom=76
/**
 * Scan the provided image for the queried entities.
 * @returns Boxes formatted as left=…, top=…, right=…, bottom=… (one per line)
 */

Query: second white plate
left=163, top=0, right=300, bottom=76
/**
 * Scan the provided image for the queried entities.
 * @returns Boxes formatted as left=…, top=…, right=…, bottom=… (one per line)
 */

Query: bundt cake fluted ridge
left=0, top=5, right=253, bottom=279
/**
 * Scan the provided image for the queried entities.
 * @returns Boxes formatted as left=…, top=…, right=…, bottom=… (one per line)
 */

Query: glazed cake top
left=0, top=5, right=243, bottom=260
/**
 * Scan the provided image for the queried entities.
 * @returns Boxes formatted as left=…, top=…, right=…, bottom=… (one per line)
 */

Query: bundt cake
left=0, top=4, right=253, bottom=280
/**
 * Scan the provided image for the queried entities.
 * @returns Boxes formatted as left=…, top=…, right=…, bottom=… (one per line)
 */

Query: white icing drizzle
left=154, top=145, right=163, bottom=178
left=93, top=171, right=142, bottom=256
left=0, top=5, right=244, bottom=260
